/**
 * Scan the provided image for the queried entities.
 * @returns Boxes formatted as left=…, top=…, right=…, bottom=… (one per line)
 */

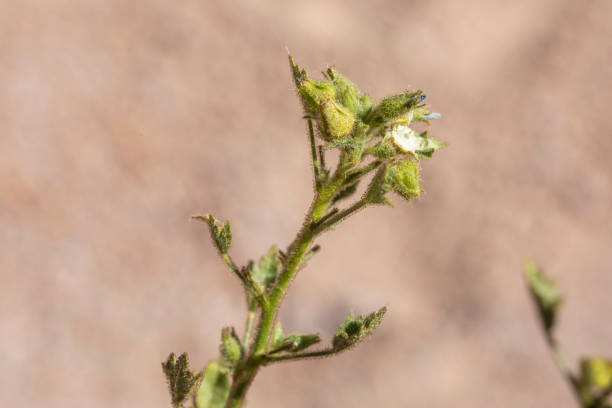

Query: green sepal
left=369, top=140, right=396, bottom=160
left=389, top=124, right=445, bottom=159
left=367, top=91, right=423, bottom=126
left=326, top=66, right=373, bottom=118
left=162, top=352, right=203, bottom=408
left=363, top=164, right=392, bottom=206
left=193, top=214, right=232, bottom=254
left=332, top=307, right=387, bottom=351
left=298, top=79, right=336, bottom=115
left=524, top=261, right=563, bottom=332
left=319, top=98, right=356, bottom=140
left=250, top=246, right=281, bottom=292
left=387, top=159, right=421, bottom=201
left=288, top=54, right=308, bottom=87
left=193, top=360, right=231, bottom=408
left=220, top=327, right=242, bottom=366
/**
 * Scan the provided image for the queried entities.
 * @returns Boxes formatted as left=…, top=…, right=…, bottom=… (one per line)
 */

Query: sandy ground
left=2, top=1, right=612, bottom=407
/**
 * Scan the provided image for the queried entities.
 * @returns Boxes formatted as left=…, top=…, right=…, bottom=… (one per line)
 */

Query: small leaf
left=387, top=159, right=421, bottom=201
left=331, top=182, right=359, bottom=205
left=162, top=352, right=202, bottom=408
left=389, top=124, right=445, bottom=159
left=220, top=327, right=242, bottom=366
left=193, top=214, right=232, bottom=254
left=524, top=261, right=563, bottom=332
left=251, top=246, right=281, bottom=292
left=194, top=360, right=231, bottom=408
left=332, top=307, right=387, bottom=351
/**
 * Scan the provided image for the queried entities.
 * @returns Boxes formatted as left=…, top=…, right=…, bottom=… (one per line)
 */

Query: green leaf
left=331, top=182, right=359, bottom=205
left=193, top=360, right=231, bottom=408
left=220, top=327, right=242, bottom=366
left=389, top=124, right=445, bottom=159
left=162, top=352, right=202, bottom=408
left=251, top=246, right=281, bottom=292
left=387, top=159, right=421, bottom=201
left=193, top=214, right=232, bottom=254
left=524, top=261, right=563, bottom=332
left=332, top=307, right=387, bottom=351
left=326, top=66, right=373, bottom=118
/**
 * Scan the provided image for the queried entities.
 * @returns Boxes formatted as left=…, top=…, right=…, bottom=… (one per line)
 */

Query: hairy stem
left=225, top=159, right=355, bottom=407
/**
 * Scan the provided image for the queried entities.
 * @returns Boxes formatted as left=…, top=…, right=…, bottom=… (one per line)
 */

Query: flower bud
left=298, top=79, right=336, bottom=115
left=319, top=98, right=356, bottom=140
left=367, top=91, right=424, bottom=126
left=326, top=67, right=373, bottom=118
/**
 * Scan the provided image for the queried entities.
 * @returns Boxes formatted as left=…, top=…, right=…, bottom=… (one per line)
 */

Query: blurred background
left=2, top=1, right=612, bottom=406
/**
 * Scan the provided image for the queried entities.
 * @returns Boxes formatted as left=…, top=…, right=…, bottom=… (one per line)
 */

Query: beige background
left=2, top=1, right=612, bottom=407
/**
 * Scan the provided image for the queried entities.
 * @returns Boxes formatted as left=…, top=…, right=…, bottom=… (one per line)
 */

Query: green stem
left=545, top=332, right=583, bottom=407
left=307, top=119, right=321, bottom=189
left=264, top=348, right=338, bottom=364
left=243, top=309, right=256, bottom=350
left=224, top=152, right=378, bottom=407
left=224, top=166, right=348, bottom=407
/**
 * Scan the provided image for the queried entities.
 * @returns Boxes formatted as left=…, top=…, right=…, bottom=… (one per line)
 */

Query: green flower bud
left=298, top=79, right=336, bottom=114
left=326, top=67, right=373, bottom=118
left=319, top=98, right=356, bottom=140
left=220, top=327, right=242, bottom=366
left=387, top=159, right=421, bottom=201
left=367, top=91, right=424, bottom=126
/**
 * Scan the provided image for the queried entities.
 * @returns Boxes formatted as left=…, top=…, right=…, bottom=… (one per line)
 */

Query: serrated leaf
left=162, top=353, right=202, bottom=408
left=332, top=307, right=387, bottom=351
left=524, top=261, right=563, bottom=332
left=389, top=124, right=445, bottom=159
left=251, top=246, right=281, bottom=292
left=193, top=214, right=232, bottom=254
left=387, top=159, right=421, bottom=201
left=220, top=327, right=242, bottom=366
left=194, top=360, right=230, bottom=408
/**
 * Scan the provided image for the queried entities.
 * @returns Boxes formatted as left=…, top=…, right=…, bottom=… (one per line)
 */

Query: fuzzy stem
left=224, top=160, right=350, bottom=407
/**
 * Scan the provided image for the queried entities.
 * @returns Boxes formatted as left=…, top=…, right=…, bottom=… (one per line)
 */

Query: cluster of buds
left=290, top=56, right=444, bottom=205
